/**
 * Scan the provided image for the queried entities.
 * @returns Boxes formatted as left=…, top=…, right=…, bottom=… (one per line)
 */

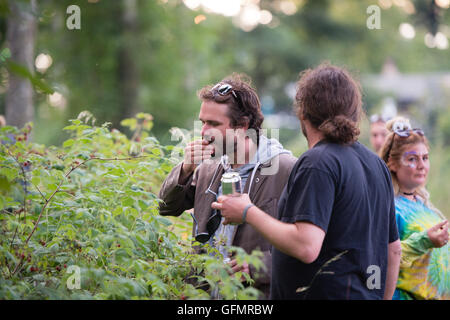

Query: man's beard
left=213, top=136, right=244, bottom=165
left=205, top=130, right=249, bottom=165
left=223, top=137, right=239, bottom=159
left=204, top=135, right=235, bottom=158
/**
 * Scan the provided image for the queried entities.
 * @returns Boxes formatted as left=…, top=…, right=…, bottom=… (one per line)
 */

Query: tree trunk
left=118, top=0, right=139, bottom=120
left=5, top=0, right=37, bottom=129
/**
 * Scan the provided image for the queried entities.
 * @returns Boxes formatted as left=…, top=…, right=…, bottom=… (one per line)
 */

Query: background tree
left=5, top=0, right=37, bottom=129
left=118, top=0, right=139, bottom=120
left=0, top=0, right=449, bottom=146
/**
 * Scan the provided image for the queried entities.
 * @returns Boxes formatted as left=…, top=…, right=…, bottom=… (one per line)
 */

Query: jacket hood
left=203, top=135, right=292, bottom=198
left=236, top=135, right=292, bottom=176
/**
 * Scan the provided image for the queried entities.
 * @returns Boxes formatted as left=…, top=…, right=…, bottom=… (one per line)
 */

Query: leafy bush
left=0, top=112, right=263, bottom=300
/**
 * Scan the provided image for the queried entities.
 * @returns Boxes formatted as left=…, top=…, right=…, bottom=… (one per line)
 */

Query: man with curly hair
left=159, top=74, right=297, bottom=298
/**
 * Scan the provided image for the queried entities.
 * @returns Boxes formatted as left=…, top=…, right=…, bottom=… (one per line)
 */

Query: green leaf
left=160, top=163, right=172, bottom=173
left=2, top=168, right=17, bottom=182
left=31, top=175, right=40, bottom=186
left=151, top=148, right=161, bottom=156
left=6, top=60, right=54, bottom=94
left=79, top=137, right=92, bottom=144
left=157, top=216, right=173, bottom=227
left=0, top=48, right=11, bottom=62
left=120, top=118, right=137, bottom=130
left=63, top=139, right=75, bottom=148
left=62, top=125, right=78, bottom=131
left=121, top=197, right=134, bottom=207
left=88, top=195, right=103, bottom=203
left=113, top=207, right=122, bottom=217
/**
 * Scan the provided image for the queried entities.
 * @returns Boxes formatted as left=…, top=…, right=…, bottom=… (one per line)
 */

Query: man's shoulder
left=277, top=153, right=298, bottom=166
left=295, top=142, right=335, bottom=171
left=264, top=153, right=297, bottom=176
left=252, top=153, right=295, bottom=180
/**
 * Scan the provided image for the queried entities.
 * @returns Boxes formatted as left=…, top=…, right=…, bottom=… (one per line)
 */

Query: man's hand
left=180, top=139, right=215, bottom=178
left=228, top=259, right=250, bottom=282
left=427, top=220, right=449, bottom=248
left=212, top=193, right=253, bottom=225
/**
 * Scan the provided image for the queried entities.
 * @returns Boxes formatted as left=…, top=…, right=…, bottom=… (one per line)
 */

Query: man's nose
left=201, top=124, right=210, bottom=137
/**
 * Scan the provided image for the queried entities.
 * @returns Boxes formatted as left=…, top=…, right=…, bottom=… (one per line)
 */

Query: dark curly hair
left=295, top=63, right=363, bottom=144
left=197, top=73, right=264, bottom=132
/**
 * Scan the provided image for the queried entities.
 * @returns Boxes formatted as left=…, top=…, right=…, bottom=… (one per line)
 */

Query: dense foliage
left=0, top=112, right=264, bottom=299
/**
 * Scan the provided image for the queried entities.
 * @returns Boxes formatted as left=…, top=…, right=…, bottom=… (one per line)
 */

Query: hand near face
left=427, top=220, right=449, bottom=248
left=211, top=193, right=253, bottom=225
left=181, top=139, right=215, bottom=175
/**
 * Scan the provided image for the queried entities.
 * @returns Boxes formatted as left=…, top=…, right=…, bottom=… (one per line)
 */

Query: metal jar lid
left=221, top=171, right=240, bottom=183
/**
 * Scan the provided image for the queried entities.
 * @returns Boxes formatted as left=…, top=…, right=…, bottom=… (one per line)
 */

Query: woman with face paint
left=380, top=117, right=449, bottom=300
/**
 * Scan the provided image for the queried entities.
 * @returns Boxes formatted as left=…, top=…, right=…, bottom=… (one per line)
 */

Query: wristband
left=242, top=204, right=255, bottom=223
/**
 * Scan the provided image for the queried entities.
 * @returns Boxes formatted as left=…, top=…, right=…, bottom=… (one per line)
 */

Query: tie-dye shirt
left=393, top=196, right=449, bottom=300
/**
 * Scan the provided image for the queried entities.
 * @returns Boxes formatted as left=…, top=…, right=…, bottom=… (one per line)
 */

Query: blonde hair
left=379, top=117, right=444, bottom=217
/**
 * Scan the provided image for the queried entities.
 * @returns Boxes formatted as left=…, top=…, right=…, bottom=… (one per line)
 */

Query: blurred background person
left=379, top=117, right=449, bottom=300
left=369, top=114, right=389, bottom=153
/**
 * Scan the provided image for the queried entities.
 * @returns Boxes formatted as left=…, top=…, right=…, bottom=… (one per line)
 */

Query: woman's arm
left=400, top=220, right=448, bottom=268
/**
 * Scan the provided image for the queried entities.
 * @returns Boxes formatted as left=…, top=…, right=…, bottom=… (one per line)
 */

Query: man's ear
left=241, top=116, right=250, bottom=131
left=232, top=119, right=250, bottom=138
left=299, top=113, right=306, bottom=121
left=298, top=109, right=307, bottom=122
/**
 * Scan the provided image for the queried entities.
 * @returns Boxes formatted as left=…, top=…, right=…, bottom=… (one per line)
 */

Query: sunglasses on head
left=212, top=83, right=238, bottom=98
left=211, top=83, right=244, bottom=110
left=393, top=128, right=424, bottom=138
left=385, top=126, right=425, bottom=159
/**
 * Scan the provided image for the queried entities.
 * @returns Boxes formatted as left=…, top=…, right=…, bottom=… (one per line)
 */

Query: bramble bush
left=0, top=112, right=263, bottom=300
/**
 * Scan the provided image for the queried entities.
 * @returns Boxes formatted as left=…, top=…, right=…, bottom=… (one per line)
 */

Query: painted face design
left=400, top=151, right=429, bottom=169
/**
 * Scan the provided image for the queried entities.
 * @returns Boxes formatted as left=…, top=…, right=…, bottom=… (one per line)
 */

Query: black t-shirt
left=270, top=140, right=399, bottom=300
